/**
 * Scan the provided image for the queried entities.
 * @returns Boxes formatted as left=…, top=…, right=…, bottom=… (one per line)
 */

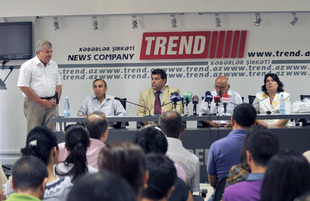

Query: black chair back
left=213, top=176, right=228, bottom=201
left=248, top=95, right=256, bottom=105
left=300, top=95, right=310, bottom=101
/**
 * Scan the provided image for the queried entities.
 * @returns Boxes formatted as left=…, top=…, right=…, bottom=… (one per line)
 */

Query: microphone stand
left=115, top=97, right=151, bottom=116
left=184, top=98, right=190, bottom=116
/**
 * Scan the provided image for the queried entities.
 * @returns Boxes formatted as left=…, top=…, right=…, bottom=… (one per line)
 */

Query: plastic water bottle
left=280, top=94, right=285, bottom=115
left=64, top=97, right=70, bottom=118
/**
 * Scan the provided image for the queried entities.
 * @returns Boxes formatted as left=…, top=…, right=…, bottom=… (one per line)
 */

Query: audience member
left=2, top=126, right=72, bottom=201
left=225, top=125, right=267, bottom=187
left=133, top=124, right=194, bottom=201
left=0, top=162, right=7, bottom=188
left=6, top=156, right=48, bottom=201
left=223, top=129, right=279, bottom=201
left=158, top=111, right=200, bottom=193
left=54, top=125, right=98, bottom=182
left=261, top=149, right=310, bottom=201
left=142, top=153, right=177, bottom=201
left=207, top=103, right=257, bottom=189
left=67, top=170, right=136, bottom=201
left=98, top=141, right=148, bottom=201
left=58, top=111, right=108, bottom=168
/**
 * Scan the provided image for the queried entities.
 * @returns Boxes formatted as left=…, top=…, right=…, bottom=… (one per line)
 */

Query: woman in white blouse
left=254, top=73, right=292, bottom=127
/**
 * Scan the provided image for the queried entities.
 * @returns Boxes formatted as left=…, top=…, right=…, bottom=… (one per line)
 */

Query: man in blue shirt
left=207, top=103, right=257, bottom=188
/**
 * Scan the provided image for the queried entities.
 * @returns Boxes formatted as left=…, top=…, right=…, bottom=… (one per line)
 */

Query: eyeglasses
left=214, top=85, right=227, bottom=90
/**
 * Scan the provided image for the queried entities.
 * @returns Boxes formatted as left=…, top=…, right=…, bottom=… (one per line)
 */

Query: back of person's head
left=159, top=111, right=182, bottom=138
left=133, top=124, right=168, bottom=154
left=232, top=103, right=257, bottom=127
left=152, top=68, right=167, bottom=81
left=143, top=153, right=177, bottom=200
left=246, top=128, right=279, bottom=167
left=12, top=156, right=48, bottom=192
left=98, top=141, right=146, bottom=194
left=56, top=125, right=90, bottom=182
left=67, top=170, right=136, bottom=201
left=261, top=149, right=310, bottom=201
left=85, top=111, right=108, bottom=140
left=21, top=126, right=58, bottom=166
left=240, top=125, right=267, bottom=170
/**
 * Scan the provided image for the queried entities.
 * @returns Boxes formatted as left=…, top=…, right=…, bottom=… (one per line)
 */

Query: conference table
left=50, top=114, right=310, bottom=182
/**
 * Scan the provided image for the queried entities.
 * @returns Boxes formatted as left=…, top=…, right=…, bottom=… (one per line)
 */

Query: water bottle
left=280, top=94, right=285, bottom=115
left=64, top=97, right=70, bottom=118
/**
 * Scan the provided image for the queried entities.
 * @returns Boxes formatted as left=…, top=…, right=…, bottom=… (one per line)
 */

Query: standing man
left=17, top=40, right=62, bottom=133
left=137, top=68, right=183, bottom=116
left=199, top=76, right=242, bottom=127
left=77, top=79, right=126, bottom=116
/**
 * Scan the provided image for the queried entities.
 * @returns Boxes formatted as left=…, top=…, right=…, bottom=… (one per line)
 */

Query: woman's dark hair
left=55, top=125, right=90, bottom=182
left=143, top=153, right=177, bottom=200
left=261, top=73, right=284, bottom=94
left=240, top=125, right=267, bottom=171
left=261, top=149, right=310, bottom=201
left=98, top=141, right=146, bottom=193
left=21, top=126, right=58, bottom=166
left=133, top=124, right=168, bottom=154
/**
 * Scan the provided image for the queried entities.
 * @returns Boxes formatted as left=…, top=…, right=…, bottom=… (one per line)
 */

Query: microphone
left=204, top=91, right=213, bottom=103
left=222, top=93, right=230, bottom=114
left=252, top=96, right=268, bottom=106
left=170, top=92, right=182, bottom=111
left=114, top=97, right=151, bottom=116
left=183, top=92, right=193, bottom=105
left=214, top=95, right=221, bottom=106
left=219, top=90, right=223, bottom=98
left=192, top=95, right=199, bottom=116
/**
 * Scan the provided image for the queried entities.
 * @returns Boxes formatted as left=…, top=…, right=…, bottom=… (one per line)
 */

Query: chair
left=300, top=95, right=310, bottom=101
left=248, top=95, right=256, bottom=105
left=213, top=176, right=228, bottom=201
left=112, top=98, right=128, bottom=129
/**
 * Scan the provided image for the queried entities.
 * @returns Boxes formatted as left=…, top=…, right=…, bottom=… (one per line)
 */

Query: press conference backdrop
left=1, top=10, right=310, bottom=164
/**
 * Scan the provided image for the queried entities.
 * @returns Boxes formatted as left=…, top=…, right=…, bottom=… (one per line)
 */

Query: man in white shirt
left=159, top=111, right=200, bottom=193
left=199, top=76, right=242, bottom=127
left=17, top=40, right=62, bottom=133
left=77, top=79, right=126, bottom=117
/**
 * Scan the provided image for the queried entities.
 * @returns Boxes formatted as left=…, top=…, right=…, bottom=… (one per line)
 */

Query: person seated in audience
left=260, top=149, right=310, bottom=201
left=142, top=153, right=177, bottom=201
left=54, top=125, right=98, bottom=182
left=225, top=125, right=267, bottom=187
left=98, top=141, right=149, bottom=201
left=133, top=124, right=194, bottom=201
left=58, top=111, right=108, bottom=169
left=77, top=79, right=126, bottom=116
left=6, top=156, right=48, bottom=201
left=223, top=129, right=279, bottom=201
left=67, top=170, right=136, bottom=201
left=0, top=161, right=7, bottom=188
left=207, top=103, right=257, bottom=189
left=254, top=73, right=293, bottom=127
left=2, top=126, right=72, bottom=201
left=158, top=111, right=200, bottom=193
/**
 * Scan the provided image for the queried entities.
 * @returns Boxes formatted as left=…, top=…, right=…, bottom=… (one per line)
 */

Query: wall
left=1, top=3, right=310, bottom=164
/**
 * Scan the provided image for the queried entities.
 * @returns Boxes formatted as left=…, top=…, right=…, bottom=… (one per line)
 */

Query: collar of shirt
left=246, top=173, right=265, bottom=181
left=35, top=55, right=50, bottom=67
left=91, top=94, right=112, bottom=103
left=228, top=129, right=248, bottom=137
left=153, top=85, right=166, bottom=94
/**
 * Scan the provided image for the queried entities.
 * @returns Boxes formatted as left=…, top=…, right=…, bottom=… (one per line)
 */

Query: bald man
left=199, top=76, right=242, bottom=127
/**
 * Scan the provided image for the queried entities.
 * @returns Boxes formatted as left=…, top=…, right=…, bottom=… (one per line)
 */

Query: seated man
left=159, top=111, right=200, bottom=193
left=6, top=156, right=48, bottom=201
left=199, top=76, right=242, bottom=127
left=58, top=111, right=108, bottom=169
left=137, top=68, right=183, bottom=116
left=223, top=129, right=279, bottom=201
left=77, top=79, right=126, bottom=116
left=207, top=103, right=257, bottom=189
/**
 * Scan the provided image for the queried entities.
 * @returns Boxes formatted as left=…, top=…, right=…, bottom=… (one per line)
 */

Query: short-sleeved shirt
left=17, top=56, right=61, bottom=98
left=207, top=129, right=247, bottom=181
left=77, top=94, right=126, bottom=116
